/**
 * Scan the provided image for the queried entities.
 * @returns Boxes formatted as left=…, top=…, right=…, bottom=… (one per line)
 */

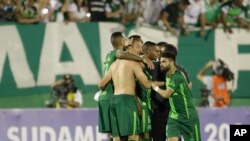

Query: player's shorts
left=98, top=100, right=111, bottom=133
left=167, top=116, right=201, bottom=141
left=110, top=94, right=141, bottom=137
left=140, top=101, right=151, bottom=132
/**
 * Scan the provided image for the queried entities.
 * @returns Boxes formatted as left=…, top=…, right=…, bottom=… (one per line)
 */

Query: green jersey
left=221, top=1, right=244, bottom=23
left=166, top=70, right=197, bottom=121
left=205, top=0, right=220, bottom=22
left=137, top=69, right=152, bottom=110
left=99, top=50, right=117, bottom=101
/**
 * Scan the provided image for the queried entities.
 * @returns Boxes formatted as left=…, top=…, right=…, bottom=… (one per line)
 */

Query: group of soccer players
left=97, top=32, right=201, bottom=141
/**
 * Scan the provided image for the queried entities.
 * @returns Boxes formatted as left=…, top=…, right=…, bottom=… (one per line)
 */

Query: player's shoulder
left=129, top=61, right=143, bottom=69
left=176, top=64, right=186, bottom=71
left=173, top=70, right=185, bottom=79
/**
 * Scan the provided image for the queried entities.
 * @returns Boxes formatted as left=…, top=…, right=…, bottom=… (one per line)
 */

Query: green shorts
left=98, top=100, right=111, bottom=133
left=110, top=94, right=141, bottom=137
left=140, top=101, right=152, bottom=132
left=167, top=116, right=201, bottom=141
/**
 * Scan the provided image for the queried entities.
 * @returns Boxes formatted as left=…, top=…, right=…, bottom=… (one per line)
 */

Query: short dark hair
left=166, top=44, right=177, bottom=56
left=158, top=43, right=177, bottom=56
left=142, top=41, right=156, bottom=53
left=157, top=42, right=168, bottom=47
left=128, top=35, right=143, bottom=44
left=160, top=44, right=177, bottom=61
left=111, top=32, right=124, bottom=48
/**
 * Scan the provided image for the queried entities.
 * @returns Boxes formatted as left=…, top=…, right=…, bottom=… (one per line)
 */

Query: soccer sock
left=142, top=138, right=151, bottom=141
left=109, top=137, right=113, bottom=141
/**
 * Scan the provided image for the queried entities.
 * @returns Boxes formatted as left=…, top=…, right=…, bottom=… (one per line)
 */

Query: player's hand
left=152, top=82, right=157, bottom=89
left=94, top=90, right=101, bottom=101
left=143, top=58, right=154, bottom=70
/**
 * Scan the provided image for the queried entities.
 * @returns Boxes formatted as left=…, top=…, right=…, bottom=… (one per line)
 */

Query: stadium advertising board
left=1, top=108, right=250, bottom=141
left=0, top=23, right=249, bottom=98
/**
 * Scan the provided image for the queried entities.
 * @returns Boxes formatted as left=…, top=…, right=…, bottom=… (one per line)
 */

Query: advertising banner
left=199, top=107, right=250, bottom=141
left=0, top=23, right=250, bottom=98
left=0, top=109, right=108, bottom=141
left=1, top=108, right=250, bottom=141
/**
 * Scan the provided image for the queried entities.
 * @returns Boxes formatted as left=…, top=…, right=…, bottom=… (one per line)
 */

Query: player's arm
left=116, top=51, right=154, bottom=69
left=133, top=63, right=152, bottom=89
left=152, top=83, right=174, bottom=99
left=152, top=75, right=180, bottom=98
left=98, top=69, right=112, bottom=90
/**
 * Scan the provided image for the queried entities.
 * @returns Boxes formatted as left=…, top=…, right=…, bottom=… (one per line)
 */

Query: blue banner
left=1, top=108, right=250, bottom=141
left=0, top=109, right=108, bottom=141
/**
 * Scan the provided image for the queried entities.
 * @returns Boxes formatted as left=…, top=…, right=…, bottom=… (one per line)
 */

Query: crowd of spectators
left=0, top=0, right=250, bottom=36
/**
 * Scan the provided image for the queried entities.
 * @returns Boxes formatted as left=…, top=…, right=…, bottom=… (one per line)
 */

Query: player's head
left=160, top=44, right=177, bottom=72
left=157, top=42, right=168, bottom=54
left=127, top=35, right=143, bottom=55
left=157, top=42, right=177, bottom=60
left=142, top=41, right=159, bottom=60
left=110, top=32, right=126, bottom=50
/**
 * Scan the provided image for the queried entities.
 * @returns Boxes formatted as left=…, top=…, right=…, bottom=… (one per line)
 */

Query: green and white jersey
left=137, top=69, right=152, bottom=110
left=166, top=70, right=197, bottom=121
left=99, top=50, right=117, bottom=101
left=205, top=0, right=220, bottom=22
left=221, top=1, right=244, bottom=23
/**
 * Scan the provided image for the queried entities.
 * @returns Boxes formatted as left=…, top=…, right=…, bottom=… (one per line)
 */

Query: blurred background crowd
left=0, top=0, right=250, bottom=36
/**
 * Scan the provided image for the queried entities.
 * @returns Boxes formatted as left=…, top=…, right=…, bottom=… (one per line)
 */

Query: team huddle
left=97, top=32, right=201, bottom=141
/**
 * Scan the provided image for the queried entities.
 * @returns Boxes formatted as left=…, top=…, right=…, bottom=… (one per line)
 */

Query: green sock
left=109, top=137, right=113, bottom=141
left=142, top=138, right=151, bottom=141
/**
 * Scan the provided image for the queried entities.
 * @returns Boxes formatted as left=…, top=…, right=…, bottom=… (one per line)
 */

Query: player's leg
left=167, top=118, right=182, bottom=141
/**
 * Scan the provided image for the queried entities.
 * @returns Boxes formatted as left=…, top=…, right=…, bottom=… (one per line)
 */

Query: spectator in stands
left=37, top=0, right=54, bottom=23
left=220, top=0, right=250, bottom=34
left=142, top=0, right=164, bottom=25
left=105, top=0, right=124, bottom=22
left=103, top=0, right=125, bottom=32
left=197, top=59, right=234, bottom=108
left=122, top=0, right=143, bottom=27
left=67, top=0, right=90, bottom=22
left=243, top=0, right=250, bottom=19
left=16, top=0, right=40, bottom=24
left=204, top=0, right=221, bottom=28
left=184, top=0, right=207, bottom=36
left=88, top=0, right=106, bottom=21
left=158, top=0, right=191, bottom=36
left=0, top=0, right=17, bottom=21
